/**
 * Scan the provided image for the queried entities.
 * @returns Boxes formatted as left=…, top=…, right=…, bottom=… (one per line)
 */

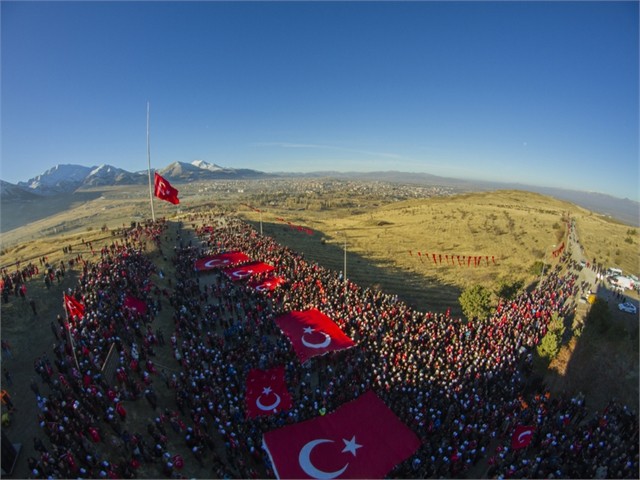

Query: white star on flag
left=341, top=436, right=362, bottom=456
left=262, top=386, right=273, bottom=395
left=303, top=326, right=314, bottom=334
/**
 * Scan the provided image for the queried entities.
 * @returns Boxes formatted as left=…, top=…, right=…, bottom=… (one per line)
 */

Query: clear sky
left=2, top=1, right=638, bottom=200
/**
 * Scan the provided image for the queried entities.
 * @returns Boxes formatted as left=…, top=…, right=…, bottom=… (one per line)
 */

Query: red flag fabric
left=224, top=261, right=274, bottom=281
left=263, top=390, right=420, bottom=479
left=124, top=295, right=147, bottom=315
left=249, top=276, right=285, bottom=293
left=274, top=309, right=355, bottom=362
left=511, top=425, right=535, bottom=449
left=194, top=252, right=251, bottom=271
left=245, top=366, right=292, bottom=418
left=154, top=172, right=180, bottom=205
left=64, top=293, right=85, bottom=320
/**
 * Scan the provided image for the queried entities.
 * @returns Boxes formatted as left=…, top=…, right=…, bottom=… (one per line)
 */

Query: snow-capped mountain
left=7, top=161, right=267, bottom=196
left=158, top=161, right=265, bottom=182
left=84, top=164, right=147, bottom=187
left=18, top=164, right=94, bottom=195
left=191, top=160, right=224, bottom=172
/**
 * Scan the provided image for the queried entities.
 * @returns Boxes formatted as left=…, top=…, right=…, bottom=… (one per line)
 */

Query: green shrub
left=537, top=330, right=561, bottom=359
left=536, top=312, right=565, bottom=360
left=459, top=284, right=493, bottom=320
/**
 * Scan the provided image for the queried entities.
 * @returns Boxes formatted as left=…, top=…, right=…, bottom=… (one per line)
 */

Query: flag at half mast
left=154, top=172, right=180, bottom=204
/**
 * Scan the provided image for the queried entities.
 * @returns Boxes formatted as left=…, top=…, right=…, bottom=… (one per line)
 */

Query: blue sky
left=2, top=1, right=638, bottom=200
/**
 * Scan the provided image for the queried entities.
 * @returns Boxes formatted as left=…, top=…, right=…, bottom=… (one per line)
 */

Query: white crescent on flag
left=301, top=326, right=332, bottom=349
left=204, top=258, right=230, bottom=268
left=256, top=386, right=282, bottom=411
left=517, top=429, right=533, bottom=443
left=299, top=439, right=349, bottom=479
left=232, top=268, right=252, bottom=280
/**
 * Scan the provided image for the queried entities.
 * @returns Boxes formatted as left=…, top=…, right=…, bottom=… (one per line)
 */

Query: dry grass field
left=0, top=181, right=638, bottom=477
left=240, top=189, right=639, bottom=312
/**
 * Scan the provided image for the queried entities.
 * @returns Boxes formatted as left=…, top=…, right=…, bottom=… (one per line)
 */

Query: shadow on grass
left=1, top=191, right=104, bottom=233
left=245, top=219, right=463, bottom=316
left=541, top=283, right=639, bottom=412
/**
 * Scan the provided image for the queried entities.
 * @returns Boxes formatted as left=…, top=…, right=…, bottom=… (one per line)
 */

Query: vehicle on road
left=609, top=275, right=635, bottom=290
left=618, top=302, right=637, bottom=314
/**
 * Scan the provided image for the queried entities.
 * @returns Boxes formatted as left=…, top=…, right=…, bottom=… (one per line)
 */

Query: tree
left=537, top=330, right=561, bottom=360
left=536, top=312, right=565, bottom=361
left=459, top=285, right=493, bottom=320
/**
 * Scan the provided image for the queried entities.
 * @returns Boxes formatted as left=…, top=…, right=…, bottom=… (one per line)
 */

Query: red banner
left=413, top=251, right=498, bottom=267
left=64, top=293, right=85, bottom=320
left=124, top=295, right=147, bottom=315
left=194, top=252, right=251, bottom=271
left=249, top=276, right=285, bottom=292
left=274, top=309, right=355, bottom=362
left=263, top=391, right=420, bottom=479
left=245, top=366, right=293, bottom=418
left=224, top=261, right=274, bottom=281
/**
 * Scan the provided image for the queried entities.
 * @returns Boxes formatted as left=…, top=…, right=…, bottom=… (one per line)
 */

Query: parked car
left=618, top=302, right=637, bottom=314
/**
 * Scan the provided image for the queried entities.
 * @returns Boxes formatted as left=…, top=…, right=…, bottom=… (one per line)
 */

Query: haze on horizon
left=1, top=1, right=638, bottom=201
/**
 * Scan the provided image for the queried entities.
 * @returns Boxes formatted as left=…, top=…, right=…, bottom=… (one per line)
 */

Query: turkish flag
left=249, top=275, right=285, bottom=293
left=193, top=252, right=250, bottom=271
left=154, top=172, right=179, bottom=205
left=275, top=309, right=355, bottom=363
left=511, top=425, right=535, bottom=449
left=64, top=293, right=85, bottom=320
left=224, top=261, right=274, bottom=281
left=263, top=391, right=420, bottom=479
left=245, top=366, right=292, bottom=418
left=124, top=294, right=147, bottom=315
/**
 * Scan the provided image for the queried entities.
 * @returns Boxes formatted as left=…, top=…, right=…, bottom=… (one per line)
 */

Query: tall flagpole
left=147, top=101, right=156, bottom=222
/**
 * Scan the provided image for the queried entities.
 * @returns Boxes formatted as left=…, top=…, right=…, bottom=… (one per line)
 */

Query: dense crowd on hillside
left=15, top=222, right=174, bottom=479
left=6, top=214, right=639, bottom=479
left=183, top=215, right=638, bottom=479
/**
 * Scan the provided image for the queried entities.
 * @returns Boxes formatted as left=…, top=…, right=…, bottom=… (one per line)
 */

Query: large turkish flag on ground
left=249, top=275, right=285, bottom=292
left=223, top=261, right=274, bottom=281
left=245, top=366, right=292, bottom=418
left=511, top=425, right=535, bottom=449
left=274, top=309, right=355, bottom=363
left=263, top=390, right=420, bottom=479
left=124, top=294, right=147, bottom=315
left=194, top=252, right=250, bottom=271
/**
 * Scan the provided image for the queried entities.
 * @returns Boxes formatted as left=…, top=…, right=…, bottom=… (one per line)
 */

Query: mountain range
left=2, top=160, right=267, bottom=197
left=1, top=160, right=638, bottom=226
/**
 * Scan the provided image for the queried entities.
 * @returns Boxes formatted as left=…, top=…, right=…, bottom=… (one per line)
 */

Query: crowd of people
left=17, top=221, right=178, bottom=479
left=6, top=213, right=639, bottom=478
left=166, top=214, right=638, bottom=478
